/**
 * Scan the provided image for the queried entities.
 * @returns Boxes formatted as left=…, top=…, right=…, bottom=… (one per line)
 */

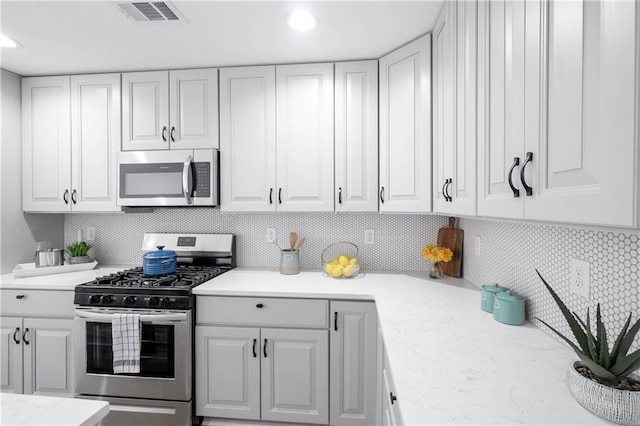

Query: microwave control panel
left=193, top=162, right=211, bottom=198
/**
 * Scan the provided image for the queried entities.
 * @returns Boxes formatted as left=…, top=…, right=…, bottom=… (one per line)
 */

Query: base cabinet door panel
left=330, top=301, right=378, bottom=426
left=261, top=328, right=329, bottom=425
left=195, top=326, right=260, bottom=420
left=0, top=317, right=23, bottom=394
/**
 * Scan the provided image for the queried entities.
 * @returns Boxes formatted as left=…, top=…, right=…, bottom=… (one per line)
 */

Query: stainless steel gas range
left=73, top=233, right=235, bottom=426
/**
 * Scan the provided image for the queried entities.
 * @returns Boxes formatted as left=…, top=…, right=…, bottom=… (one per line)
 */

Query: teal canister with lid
left=481, top=283, right=508, bottom=313
left=493, top=291, right=526, bottom=325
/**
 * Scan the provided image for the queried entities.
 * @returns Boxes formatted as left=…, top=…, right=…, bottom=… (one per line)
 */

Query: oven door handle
left=75, top=310, right=188, bottom=323
left=182, top=155, right=194, bottom=205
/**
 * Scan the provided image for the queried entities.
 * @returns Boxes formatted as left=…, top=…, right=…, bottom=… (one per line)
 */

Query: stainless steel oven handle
left=182, top=155, right=193, bottom=205
left=75, top=310, right=188, bottom=323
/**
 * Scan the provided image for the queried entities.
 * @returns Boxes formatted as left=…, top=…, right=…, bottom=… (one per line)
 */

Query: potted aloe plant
left=65, top=241, right=92, bottom=264
left=535, top=269, right=640, bottom=425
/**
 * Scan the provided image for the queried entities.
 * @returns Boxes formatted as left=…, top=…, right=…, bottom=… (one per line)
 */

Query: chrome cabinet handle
left=520, top=152, right=533, bottom=196
left=162, top=126, right=167, bottom=142
left=170, top=126, right=176, bottom=142
left=182, top=155, right=193, bottom=205
left=380, top=187, right=385, bottom=204
left=71, top=189, right=77, bottom=204
left=13, top=327, right=20, bottom=344
left=338, top=187, right=343, bottom=205
left=263, top=338, right=268, bottom=358
left=508, top=157, right=521, bottom=198
left=63, top=189, right=69, bottom=204
left=252, top=339, right=257, bottom=358
left=22, top=328, right=30, bottom=345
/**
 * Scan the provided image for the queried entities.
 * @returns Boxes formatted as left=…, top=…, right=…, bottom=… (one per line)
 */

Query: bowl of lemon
left=321, top=242, right=360, bottom=278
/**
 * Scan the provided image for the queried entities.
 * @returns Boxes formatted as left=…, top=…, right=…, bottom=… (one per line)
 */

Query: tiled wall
left=65, top=211, right=639, bottom=355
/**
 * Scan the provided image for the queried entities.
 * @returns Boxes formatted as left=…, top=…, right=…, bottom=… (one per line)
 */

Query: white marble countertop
left=1, top=393, right=109, bottom=425
left=194, top=268, right=606, bottom=425
left=0, top=265, right=135, bottom=290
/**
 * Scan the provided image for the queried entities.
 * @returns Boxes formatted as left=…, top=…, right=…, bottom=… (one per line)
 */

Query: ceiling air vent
left=114, top=1, right=187, bottom=24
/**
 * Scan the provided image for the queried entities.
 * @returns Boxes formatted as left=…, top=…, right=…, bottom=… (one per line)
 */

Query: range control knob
left=100, top=295, right=113, bottom=304
left=124, top=296, right=137, bottom=306
left=159, top=297, right=170, bottom=308
left=148, top=297, right=160, bottom=307
left=89, top=295, right=101, bottom=304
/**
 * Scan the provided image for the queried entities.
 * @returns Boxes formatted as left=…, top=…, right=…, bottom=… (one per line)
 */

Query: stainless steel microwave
left=117, top=149, right=219, bottom=207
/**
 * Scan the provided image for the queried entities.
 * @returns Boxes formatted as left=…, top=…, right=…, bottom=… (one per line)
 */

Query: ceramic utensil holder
left=280, top=250, right=300, bottom=275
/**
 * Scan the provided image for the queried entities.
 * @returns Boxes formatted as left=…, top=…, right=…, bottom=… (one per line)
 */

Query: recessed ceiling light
left=286, top=11, right=318, bottom=32
left=1, top=34, right=21, bottom=49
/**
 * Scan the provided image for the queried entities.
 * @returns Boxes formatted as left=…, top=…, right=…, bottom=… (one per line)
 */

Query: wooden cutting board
left=437, top=217, right=464, bottom=278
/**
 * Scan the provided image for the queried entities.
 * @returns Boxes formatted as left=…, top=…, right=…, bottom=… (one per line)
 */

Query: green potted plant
left=535, top=269, right=640, bottom=425
left=65, top=241, right=92, bottom=264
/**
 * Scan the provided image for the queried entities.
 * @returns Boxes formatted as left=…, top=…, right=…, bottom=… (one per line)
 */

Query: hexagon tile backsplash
left=66, top=211, right=638, bottom=351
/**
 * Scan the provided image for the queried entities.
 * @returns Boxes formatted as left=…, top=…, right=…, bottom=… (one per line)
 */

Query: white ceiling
left=0, top=1, right=445, bottom=77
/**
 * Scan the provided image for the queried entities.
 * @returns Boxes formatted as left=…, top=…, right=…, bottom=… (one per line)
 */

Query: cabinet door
left=70, top=74, right=121, bottom=212
left=432, top=1, right=456, bottom=214
left=330, top=301, right=378, bottom=426
left=22, top=76, right=71, bottom=212
left=23, top=318, right=74, bottom=396
left=525, top=0, right=638, bottom=227
left=220, top=66, right=277, bottom=212
left=276, top=63, right=334, bottom=212
left=195, top=326, right=260, bottom=420
left=379, top=34, right=432, bottom=213
left=0, top=317, right=23, bottom=394
left=169, top=69, right=219, bottom=150
left=477, top=0, right=527, bottom=219
left=334, top=61, right=379, bottom=212
left=122, top=71, right=169, bottom=151
left=381, top=350, right=403, bottom=426
left=261, top=328, right=329, bottom=424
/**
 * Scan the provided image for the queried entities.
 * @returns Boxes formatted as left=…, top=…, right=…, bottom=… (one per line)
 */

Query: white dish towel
left=112, top=313, right=141, bottom=374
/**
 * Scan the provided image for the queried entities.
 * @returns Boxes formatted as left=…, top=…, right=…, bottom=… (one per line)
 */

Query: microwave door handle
left=182, top=155, right=194, bottom=205
left=74, top=310, right=188, bottom=323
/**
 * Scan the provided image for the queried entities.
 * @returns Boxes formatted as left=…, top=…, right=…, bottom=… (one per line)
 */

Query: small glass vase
left=429, top=261, right=444, bottom=279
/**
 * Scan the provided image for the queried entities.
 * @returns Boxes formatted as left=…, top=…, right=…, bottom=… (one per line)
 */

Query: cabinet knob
left=15, top=295, right=25, bottom=300
left=390, top=392, right=397, bottom=405
left=256, top=303, right=264, bottom=308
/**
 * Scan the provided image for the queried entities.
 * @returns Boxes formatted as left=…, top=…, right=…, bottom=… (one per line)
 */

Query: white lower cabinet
left=1, top=290, right=75, bottom=397
left=196, top=296, right=329, bottom=424
left=330, top=301, right=378, bottom=426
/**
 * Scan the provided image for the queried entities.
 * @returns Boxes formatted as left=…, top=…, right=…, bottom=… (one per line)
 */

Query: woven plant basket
left=567, top=362, right=640, bottom=425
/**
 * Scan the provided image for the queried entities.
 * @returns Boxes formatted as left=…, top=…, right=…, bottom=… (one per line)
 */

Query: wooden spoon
left=290, top=232, right=298, bottom=251
left=294, top=237, right=305, bottom=251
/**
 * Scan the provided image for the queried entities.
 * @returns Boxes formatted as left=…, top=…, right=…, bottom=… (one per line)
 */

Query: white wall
left=1, top=68, right=64, bottom=274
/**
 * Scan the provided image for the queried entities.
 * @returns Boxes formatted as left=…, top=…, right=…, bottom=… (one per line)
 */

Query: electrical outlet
left=85, top=227, right=96, bottom=242
left=474, top=235, right=482, bottom=256
left=266, top=228, right=276, bottom=244
left=364, top=229, right=375, bottom=245
left=569, top=258, right=591, bottom=299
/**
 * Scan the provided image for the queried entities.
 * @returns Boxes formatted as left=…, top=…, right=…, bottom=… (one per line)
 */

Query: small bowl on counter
left=322, top=242, right=361, bottom=279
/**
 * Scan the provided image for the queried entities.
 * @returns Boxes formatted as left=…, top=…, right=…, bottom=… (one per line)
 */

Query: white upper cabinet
left=524, top=0, right=638, bottom=227
left=379, top=34, right=432, bottom=213
left=276, top=63, right=334, bottom=212
left=478, top=0, right=638, bottom=227
left=334, top=61, right=379, bottom=212
left=70, top=74, right=121, bottom=212
left=23, top=74, right=120, bottom=212
left=122, top=69, right=218, bottom=151
left=22, top=76, right=71, bottom=212
left=220, top=66, right=277, bottom=212
left=433, top=0, right=477, bottom=216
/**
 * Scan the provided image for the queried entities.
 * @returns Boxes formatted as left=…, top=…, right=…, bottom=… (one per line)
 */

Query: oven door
left=74, top=307, right=191, bottom=401
left=117, top=149, right=218, bottom=207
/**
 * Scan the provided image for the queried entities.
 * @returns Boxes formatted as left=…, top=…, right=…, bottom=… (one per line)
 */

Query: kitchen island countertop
left=194, top=267, right=606, bottom=425
left=1, top=393, right=109, bottom=425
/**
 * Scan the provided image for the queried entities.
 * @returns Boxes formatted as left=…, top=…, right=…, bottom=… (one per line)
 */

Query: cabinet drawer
left=197, top=296, right=329, bottom=329
left=1, top=290, right=74, bottom=317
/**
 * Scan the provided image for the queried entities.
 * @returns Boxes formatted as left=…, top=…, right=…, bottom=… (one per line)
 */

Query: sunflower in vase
left=422, top=244, right=453, bottom=279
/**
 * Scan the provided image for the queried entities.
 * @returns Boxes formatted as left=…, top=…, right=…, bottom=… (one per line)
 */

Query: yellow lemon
left=339, top=255, right=350, bottom=266
left=329, top=264, right=344, bottom=278
left=343, top=265, right=356, bottom=277
left=324, top=263, right=333, bottom=274
left=348, top=258, right=359, bottom=265
left=331, top=257, right=340, bottom=265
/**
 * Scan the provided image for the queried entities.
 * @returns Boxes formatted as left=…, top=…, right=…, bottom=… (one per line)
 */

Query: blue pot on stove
left=143, top=246, right=177, bottom=276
